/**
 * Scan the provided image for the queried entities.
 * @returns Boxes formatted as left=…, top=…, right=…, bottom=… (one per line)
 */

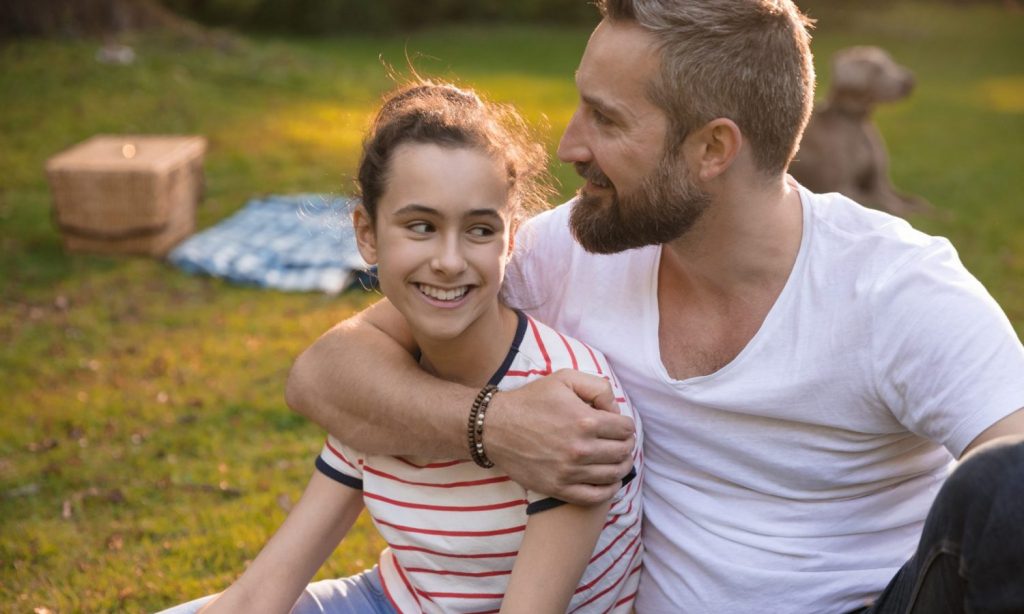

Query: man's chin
left=575, top=186, right=612, bottom=211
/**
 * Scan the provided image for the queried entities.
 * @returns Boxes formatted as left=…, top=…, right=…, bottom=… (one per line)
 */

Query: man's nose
left=557, top=109, right=590, bottom=164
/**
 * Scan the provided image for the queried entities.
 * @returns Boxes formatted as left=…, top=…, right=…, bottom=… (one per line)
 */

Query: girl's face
left=354, top=143, right=514, bottom=343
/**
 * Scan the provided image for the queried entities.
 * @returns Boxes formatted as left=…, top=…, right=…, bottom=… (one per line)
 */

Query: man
left=287, top=1, right=1024, bottom=612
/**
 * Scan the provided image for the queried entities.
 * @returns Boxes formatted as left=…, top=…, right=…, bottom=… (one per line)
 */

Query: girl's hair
left=357, top=80, right=552, bottom=227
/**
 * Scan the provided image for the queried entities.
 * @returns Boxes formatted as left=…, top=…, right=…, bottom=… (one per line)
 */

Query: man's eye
left=407, top=222, right=433, bottom=234
left=592, top=109, right=613, bottom=126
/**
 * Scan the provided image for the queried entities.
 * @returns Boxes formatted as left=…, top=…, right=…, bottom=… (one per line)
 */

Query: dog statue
left=790, top=46, right=934, bottom=217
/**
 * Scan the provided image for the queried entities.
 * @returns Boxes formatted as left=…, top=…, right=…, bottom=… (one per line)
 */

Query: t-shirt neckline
left=645, top=185, right=813, bottom=386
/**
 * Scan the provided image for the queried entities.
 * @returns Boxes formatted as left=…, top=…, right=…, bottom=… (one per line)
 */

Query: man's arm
left=961, top=407, right=1024, bottom=458
left=285, top=299, right=636, bottom=505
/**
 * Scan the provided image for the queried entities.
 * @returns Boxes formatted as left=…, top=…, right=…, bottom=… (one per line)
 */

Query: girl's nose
left=430, top=236, right=468, bottom=276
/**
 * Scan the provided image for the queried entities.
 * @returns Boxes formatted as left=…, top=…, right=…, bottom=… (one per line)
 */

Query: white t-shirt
left=502, top=187, right=1024, bottom=613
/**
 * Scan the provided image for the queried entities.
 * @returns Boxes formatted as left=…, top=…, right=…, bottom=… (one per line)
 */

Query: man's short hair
left=599, top=0, right=816, bottom=176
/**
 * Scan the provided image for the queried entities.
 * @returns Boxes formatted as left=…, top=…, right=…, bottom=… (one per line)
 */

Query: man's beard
left=569, top=153, right=712, bottom=254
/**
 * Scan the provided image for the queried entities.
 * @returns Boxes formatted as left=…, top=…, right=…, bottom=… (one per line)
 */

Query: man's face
left=559, top=20, right=711, bottom=254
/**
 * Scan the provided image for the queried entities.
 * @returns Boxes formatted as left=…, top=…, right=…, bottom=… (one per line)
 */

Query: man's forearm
left=285, top=306, right=477, bottom=458
left=286, top=300, right=636, bottom=504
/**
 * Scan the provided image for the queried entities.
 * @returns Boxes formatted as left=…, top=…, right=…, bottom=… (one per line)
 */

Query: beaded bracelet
left=467, top=384, right=499, bottom=468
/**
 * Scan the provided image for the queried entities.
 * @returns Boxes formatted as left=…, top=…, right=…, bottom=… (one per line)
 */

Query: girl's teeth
left=419, top=285, right=468, bottom=301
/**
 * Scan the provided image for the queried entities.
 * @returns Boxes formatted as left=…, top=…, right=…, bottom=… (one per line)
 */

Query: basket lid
left=46, top=135, right=206, bottom=173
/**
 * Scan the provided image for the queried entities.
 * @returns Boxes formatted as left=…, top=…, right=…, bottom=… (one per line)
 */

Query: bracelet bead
left=467, top=384, right=498, bottom=468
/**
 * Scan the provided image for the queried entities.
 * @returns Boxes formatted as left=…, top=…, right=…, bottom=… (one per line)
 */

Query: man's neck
left=662, top=175, right=803, bottom=302
left=654, top=175, right=803, bottom=380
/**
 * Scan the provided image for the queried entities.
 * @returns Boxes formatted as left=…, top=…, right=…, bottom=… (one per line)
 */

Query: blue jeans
left=156, top=565, right=396, bottom=614
left=854, top=437, right=1024, bottom=614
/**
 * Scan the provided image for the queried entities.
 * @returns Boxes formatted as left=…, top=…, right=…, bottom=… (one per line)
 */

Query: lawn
left=1, top=3, right=1022, bottom=611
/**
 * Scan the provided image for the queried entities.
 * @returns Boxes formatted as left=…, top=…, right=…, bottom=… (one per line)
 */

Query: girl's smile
left=415, top=283, right=471, bottom=305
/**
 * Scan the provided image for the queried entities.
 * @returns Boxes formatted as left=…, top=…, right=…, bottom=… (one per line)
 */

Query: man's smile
left=576, top=162, right=613, bottom=189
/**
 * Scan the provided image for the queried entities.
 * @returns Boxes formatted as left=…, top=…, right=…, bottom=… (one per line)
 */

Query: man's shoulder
left=804, top=188, right=953, bottom=277
left=518, top=200, right=572, bottom=239
left=505, top=200, right=657, bottom=317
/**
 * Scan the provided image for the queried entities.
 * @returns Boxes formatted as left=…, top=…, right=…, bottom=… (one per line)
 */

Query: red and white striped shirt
left=316, top=311, right=643, bottom=613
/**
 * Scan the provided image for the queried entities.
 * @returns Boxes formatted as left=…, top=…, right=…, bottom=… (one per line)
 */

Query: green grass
left=1, top=3, right=1022, bottom=611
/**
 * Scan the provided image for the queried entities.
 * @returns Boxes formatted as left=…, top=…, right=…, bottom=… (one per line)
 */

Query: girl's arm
left=200, top=471, right=364, bottom=614
left=499, top=500, right=611, bottom=614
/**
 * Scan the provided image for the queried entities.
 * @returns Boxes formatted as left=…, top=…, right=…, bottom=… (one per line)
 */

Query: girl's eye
left=407, top=222, right=433, bottom=234
left=468, top=226, right=495, bottom=238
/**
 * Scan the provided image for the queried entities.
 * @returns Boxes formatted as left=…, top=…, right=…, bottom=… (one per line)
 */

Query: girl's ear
left=353, top=204, right=378, bottom=265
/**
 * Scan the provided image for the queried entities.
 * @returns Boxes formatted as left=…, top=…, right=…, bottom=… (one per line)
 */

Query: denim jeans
left=853, top=437, right=1024, bottom=614
left=156, top=565, right=396, bottom=614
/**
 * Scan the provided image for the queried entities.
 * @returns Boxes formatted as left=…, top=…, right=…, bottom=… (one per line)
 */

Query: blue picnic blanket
left=168, top=194, right=371, bottom=293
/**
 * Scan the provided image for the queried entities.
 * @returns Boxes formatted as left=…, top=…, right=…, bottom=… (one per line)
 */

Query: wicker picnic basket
left=45, top=135, right=207, bottom=256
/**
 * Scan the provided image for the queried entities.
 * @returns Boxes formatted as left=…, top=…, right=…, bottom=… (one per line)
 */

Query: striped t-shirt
left=316, top=310, right=643, bottom=613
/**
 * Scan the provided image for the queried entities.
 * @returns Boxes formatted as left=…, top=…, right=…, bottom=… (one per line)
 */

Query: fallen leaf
left=107, top=533, right=124, bottom=551
left=61, top=500, right=72, bottom=519
left=147, top=357, right=167, bottom=377
left=276, top=493, right=293, bottom=512
left=27, top=439, right=58, bottom=453
left=7, top=483, right=40, bottom=498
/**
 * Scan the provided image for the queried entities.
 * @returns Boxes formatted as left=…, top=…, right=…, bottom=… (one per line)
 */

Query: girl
left=172, top=81, right=642, bottom=614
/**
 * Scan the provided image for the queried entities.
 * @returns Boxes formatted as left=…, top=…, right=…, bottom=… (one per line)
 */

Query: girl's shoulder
left=499, top=313, right=615, bottom=385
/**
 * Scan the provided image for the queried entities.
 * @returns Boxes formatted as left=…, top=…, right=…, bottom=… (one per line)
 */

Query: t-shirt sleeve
left=315, top=434, right=365, bottom=490
left=872, top=239, right=1024, bottom=457
left=502, top=202, right=576, bottom=323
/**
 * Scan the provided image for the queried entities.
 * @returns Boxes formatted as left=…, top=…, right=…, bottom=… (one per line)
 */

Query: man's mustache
left=574, top=162, right=612, bottom=187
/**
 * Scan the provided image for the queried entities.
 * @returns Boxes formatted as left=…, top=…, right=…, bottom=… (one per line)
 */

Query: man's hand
left=484, top=369, right=636, bottom=505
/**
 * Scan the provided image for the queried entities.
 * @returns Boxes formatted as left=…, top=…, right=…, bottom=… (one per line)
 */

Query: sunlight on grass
left=977, top=76, right=1024, bottom=114
left=258, top=103, right=368, bottom=161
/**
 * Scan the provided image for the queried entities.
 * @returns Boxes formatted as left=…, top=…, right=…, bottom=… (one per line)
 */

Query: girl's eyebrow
left=392, top=203, right=437, bottom=216
left=392, top=204, right=504, bottom=222
left=466, top=208, right=503, bottom=220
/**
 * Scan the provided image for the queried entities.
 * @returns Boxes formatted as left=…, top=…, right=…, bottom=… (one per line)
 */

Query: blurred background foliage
left=0, top=0, right=1015, bottom=37
left=158, top=0, right=600, bottom=33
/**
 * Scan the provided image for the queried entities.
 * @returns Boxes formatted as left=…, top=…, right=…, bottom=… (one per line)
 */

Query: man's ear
left=352, top=204, right=378, bottom=265
left=687, top=118, right=742, bottom=182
